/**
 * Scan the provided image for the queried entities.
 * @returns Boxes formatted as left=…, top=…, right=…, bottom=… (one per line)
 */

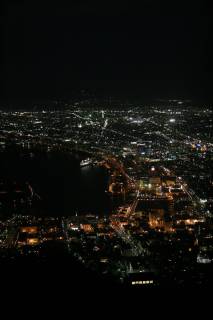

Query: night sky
left=1, top=1, right=212, bottom=102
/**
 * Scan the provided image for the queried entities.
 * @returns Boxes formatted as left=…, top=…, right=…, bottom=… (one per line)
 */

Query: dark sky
left=1, top=0, right=212, bottom=102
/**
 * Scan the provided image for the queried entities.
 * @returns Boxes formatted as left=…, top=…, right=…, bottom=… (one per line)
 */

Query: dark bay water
left=78, top=166, right=111, bottom=215
left=0, top=147, right=111, bottom=216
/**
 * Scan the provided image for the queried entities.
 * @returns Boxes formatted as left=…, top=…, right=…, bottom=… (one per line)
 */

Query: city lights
left=169, top=118, right=176, bottom=123
left=0, top=101, right=212, bottom=288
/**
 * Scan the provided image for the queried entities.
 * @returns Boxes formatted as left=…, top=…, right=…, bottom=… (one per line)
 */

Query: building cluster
left=0, top=100, right=212, bottom=287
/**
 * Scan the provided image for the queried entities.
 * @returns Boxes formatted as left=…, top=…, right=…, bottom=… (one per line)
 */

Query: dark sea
left=0, top=147, right=111, bottom=216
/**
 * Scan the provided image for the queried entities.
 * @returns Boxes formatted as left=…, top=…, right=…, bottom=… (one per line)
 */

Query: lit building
left=80, top=224, right=94, bottom=233
left=126, top=271, right=156, bottom=287
left=27, top=238, right=39, bottom=245
left=149, top=177, right=161, bottom=185
left=20, top=226, right=38, bottom=234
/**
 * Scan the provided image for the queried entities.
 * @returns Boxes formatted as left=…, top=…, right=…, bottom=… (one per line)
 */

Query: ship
left=80, top=158, right=93, bottom=167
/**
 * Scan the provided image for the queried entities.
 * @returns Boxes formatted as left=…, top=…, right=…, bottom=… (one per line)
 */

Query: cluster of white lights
left=132, top=280, right=154, bottom=285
